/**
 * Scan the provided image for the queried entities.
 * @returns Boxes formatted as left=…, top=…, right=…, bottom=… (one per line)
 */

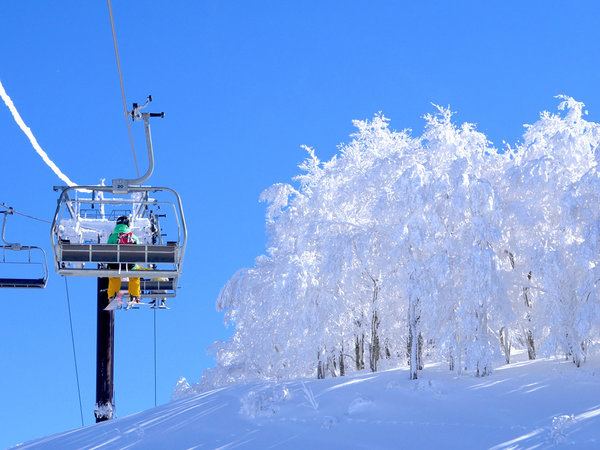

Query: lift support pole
left=95, top=277, right=115, bottom=422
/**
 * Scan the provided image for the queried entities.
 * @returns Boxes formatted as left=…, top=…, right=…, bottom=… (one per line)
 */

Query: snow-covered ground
left=15, top=352, right=600, bottom=449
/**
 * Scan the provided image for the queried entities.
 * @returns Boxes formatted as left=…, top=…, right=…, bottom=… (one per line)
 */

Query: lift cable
left=0, top=203, right=51, bottom=224
left=107, top=0, right=140, bottom=178
left=65, top=278, right=85, bottom=427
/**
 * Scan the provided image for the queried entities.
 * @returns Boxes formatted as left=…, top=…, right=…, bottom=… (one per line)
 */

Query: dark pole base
left=95, top=277, right=115, bottom=422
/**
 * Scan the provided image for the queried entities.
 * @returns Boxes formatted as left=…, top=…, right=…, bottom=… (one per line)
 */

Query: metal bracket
left=111, top=95, right=164, bottom=190
left=112, top=179, right=129, bottom=194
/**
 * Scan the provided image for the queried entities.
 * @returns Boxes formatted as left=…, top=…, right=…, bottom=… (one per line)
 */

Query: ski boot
left=127, top=295, right=141, bottom=309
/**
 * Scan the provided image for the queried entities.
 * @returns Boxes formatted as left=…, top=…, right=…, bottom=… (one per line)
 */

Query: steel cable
left=107, top=0, right=140, bottom=178
left=0, top=203, right=51, bottom=224
left=65, top=278, right=85, bottom=427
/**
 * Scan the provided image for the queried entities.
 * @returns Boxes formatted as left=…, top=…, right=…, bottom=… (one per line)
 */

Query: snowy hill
left=15, top=352, right=600, bottom=449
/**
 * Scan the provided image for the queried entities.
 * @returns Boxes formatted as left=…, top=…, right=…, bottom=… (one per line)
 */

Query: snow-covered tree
left=501, top=96, right=600, bottom=365
left=202, top=97, right=600, bottom=390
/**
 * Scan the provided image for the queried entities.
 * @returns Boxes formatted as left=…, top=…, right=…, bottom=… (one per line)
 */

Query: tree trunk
left=417, top=333, right=423, bottom=370
left=506, top=253, right=536, bottom=361
left=523, top=271, right=536, bottom=360
left=355, top=334, right=365, bottom=370
left=566, top=334, right=585, bottom=368
left=317, top=350, right=326, bottom=379
left=525, top=329, right=536, bottom=360
left=408, top=295, right=420, bottom=380
left=368, top=279, right=381, bottom=373
left=475, top=305, right=492, bottom=377
left=453, top=332, right=462, bottom=375
left=499, top=326, right=511, bottom=364
left=407, top=330, right=424, bottom=369
left=369, top=310, right=380, bottom=372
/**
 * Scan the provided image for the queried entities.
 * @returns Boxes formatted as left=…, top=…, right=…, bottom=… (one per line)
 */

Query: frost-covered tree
left=500, top=96, right=600, bottom=365
left=201, top=97, right=600, bottom=391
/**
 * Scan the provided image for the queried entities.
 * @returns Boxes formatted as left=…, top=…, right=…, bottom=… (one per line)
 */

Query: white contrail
left=0, top=79, right=77, bottom=186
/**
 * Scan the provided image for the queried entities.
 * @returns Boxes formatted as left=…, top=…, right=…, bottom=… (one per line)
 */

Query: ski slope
left=14, top=352, right=600, bottom=449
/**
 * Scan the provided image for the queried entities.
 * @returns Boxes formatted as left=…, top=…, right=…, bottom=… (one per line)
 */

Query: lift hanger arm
left=113, top=96, right=164, bottom=193
left=1, top=208, right=20, bottom=249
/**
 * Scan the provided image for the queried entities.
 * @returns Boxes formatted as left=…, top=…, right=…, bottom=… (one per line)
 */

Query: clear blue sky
left=1, top=1, right=599, bottom=447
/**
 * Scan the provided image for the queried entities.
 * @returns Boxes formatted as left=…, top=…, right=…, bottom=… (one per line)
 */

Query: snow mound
left=240, top=384, right=290, bottom=418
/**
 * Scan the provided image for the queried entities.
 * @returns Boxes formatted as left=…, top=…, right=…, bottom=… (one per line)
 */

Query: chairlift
left=0, top=208, right=49, bottom=289
left=50, top=97, right=186, bottom=300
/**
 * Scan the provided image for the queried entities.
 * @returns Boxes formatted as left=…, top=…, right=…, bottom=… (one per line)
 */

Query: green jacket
left=107, top=223, right=140, bottom=245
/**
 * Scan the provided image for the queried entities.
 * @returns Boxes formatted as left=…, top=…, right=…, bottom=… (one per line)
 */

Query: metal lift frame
left=50, top=98, right=187, bottom=298
left=0, top=209, right=49, bottom=289
left=50, top=185, right=187, bottom=283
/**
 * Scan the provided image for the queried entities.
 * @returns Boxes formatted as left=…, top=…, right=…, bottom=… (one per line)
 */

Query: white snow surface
left=15, top=352, right=600, bottom=449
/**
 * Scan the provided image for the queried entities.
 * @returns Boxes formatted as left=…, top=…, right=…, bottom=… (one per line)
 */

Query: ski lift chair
left=0, top=209, right=49, bottom=289
left=50, top=96, right=186, bottom=301
left=51, top=186, right=186, bottom=299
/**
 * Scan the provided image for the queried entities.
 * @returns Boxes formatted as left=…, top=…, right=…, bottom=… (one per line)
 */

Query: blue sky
left=1, top=1, right=600, bottom=447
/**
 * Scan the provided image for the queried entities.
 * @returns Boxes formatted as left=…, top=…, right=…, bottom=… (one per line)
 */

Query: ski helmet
left=116, top=215, right=130, bottom=227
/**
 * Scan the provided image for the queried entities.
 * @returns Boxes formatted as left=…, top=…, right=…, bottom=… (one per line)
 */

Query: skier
left=107, top=215, right=141, bottom=307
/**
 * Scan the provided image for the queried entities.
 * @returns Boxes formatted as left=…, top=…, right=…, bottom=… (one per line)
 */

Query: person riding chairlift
left=107, top=215, right=140, bottom=306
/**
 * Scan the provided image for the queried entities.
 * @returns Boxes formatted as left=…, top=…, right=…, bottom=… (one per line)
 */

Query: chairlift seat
left=0, top=278, right=46, bottom=289
left=55, top=242, right=181, bottom=278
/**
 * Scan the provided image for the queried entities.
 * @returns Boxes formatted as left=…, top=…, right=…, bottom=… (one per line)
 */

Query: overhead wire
left=65, top=278, right=85, bottom=427
left=107, top=0, right=140, bottom=178
left=0, top=203, right=51, bottom=224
